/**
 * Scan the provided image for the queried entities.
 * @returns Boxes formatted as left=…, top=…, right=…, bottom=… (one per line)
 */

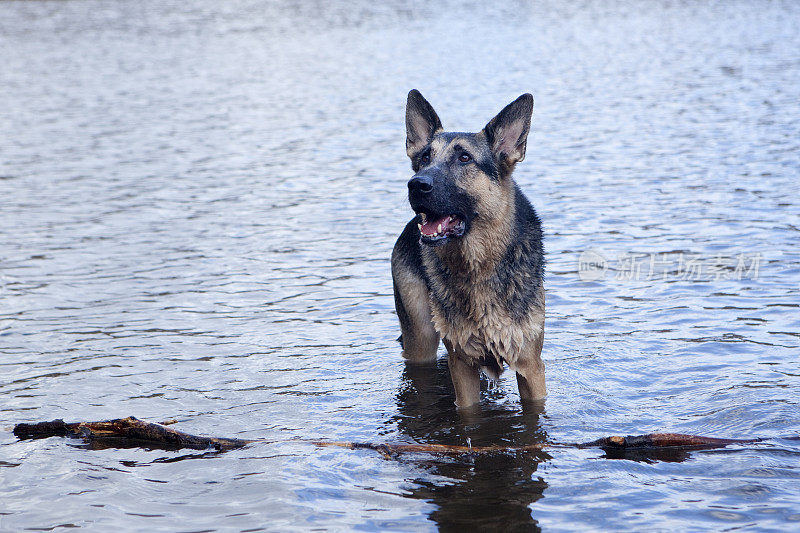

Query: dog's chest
left=426, top=271, right=530, bottom=366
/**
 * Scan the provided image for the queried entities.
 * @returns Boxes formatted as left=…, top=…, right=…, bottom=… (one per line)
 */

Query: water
left=1, top=1, right=799, bottom=530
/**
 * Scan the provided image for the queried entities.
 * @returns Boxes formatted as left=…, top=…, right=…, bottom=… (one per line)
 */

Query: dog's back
left=392, top=90, right=545, bottom=408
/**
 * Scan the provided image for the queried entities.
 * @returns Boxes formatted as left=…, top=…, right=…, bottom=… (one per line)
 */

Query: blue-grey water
left=1, top=1, right=799, bottom=531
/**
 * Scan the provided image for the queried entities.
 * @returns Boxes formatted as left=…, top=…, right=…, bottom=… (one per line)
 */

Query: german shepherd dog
left=392, top=90, right=545, bottom=408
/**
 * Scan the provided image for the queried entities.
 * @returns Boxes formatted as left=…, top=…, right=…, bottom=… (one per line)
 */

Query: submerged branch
left=13, top=416, right=765, bottom=456
left=312, top=440, right=549, bottom=456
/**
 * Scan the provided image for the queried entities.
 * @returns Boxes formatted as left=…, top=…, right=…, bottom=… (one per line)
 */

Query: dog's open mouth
left=416, top=212, right=466, bottom=244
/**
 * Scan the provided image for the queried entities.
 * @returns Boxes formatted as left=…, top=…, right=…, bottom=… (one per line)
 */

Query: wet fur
left=392, top=90, right=545, bottom=408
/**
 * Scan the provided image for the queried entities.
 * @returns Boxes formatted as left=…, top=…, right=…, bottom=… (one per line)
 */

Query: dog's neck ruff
left=433, top=183, right=516, bottom=279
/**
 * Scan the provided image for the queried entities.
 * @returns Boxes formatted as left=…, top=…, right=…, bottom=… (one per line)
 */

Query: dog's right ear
left=406, top=90, right=442, bottom=159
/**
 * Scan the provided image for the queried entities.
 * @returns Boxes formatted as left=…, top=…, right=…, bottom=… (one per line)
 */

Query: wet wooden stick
left=13, top=416, right=764, bottom=454
left=13, top=416, right=252, bottom=451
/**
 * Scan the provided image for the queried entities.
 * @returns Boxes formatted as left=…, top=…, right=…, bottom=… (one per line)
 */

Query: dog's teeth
left=417, top=223, right=422, bottom=231
left=437, top=223, right=442, bottom=233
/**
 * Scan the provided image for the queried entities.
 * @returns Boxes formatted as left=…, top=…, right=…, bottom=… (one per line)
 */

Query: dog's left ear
left=482, top=93, right=534, bottom=170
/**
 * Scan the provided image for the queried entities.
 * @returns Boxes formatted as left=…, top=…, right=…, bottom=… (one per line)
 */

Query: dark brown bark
left=13, top=416, right=251, bottom=451
left=578, top=433, right=761, bottom=449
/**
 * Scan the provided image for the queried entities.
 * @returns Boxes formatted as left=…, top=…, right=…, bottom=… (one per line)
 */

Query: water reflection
left=393, top=361, right=550, bottom=530
left=601, top=446, right=693, bottom=463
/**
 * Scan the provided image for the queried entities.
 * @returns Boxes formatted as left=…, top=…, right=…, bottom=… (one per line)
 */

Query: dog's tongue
left=421, top=215, right=454, bottom=236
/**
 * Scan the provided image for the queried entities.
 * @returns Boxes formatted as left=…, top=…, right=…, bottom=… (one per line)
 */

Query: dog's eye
left=458, top=153, right=472, bottom=163
left=420, top=153, right=431, bottom=165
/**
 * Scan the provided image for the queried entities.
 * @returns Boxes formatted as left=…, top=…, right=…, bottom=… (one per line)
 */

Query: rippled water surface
left=2, top=1, right=799, bottom=531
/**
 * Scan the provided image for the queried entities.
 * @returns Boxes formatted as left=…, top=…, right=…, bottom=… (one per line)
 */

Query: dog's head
left=404, top=89, right=533, bottom=246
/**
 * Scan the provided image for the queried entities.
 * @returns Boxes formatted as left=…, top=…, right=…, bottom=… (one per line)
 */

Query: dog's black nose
left=408, top=175, right=433, bottom=194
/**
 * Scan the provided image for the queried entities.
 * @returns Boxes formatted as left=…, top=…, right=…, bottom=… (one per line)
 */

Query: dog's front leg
left=515, top=338, right=546, bottom=403
left=516, top=302, right=547, bottom=403
left=516, top=367, right=546, bottom=403
left=444, top=342, right=481, bottom=408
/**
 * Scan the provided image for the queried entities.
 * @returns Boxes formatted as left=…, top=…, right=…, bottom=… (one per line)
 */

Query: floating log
left=13, top=416, right=251, bottom=451
left=13, top=416, right=765, bottom=456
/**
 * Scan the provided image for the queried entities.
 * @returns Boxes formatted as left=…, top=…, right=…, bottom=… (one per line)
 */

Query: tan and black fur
left=392, top=90, right=545, bottom=408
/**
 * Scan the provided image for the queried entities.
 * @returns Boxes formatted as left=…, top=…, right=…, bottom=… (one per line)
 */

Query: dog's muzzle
left=407, top=174, right=466, bottom=245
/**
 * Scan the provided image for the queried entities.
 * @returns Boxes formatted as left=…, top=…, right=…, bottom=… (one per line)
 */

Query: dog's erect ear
left=406, top=90, right=443, bottom=159
left=482, top=93, right=533, bottom=171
